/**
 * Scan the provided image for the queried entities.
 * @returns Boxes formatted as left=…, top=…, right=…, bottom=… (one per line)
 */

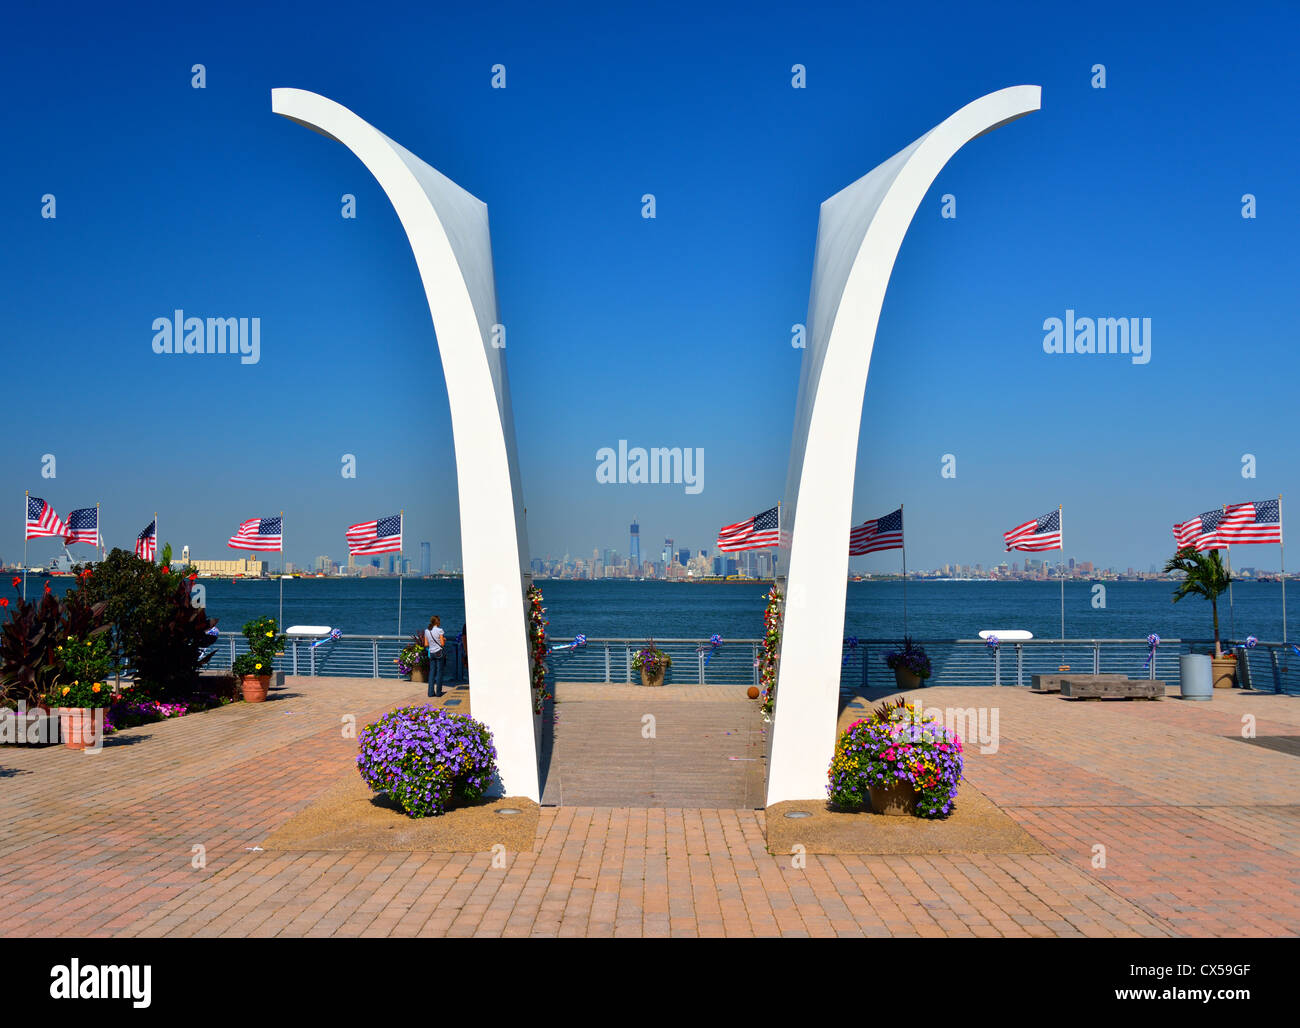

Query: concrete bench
left=1031, top=673, right=1128, bottom=694
left=1059, top=677, right=1165, bottom=700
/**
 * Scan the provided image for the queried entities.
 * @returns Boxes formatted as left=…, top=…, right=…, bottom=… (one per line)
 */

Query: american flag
left=227, top=516, right=283, bottom=552
left=135, top=520, right=157, bottom=561
left=849, top=507, right=903, bottom=555
left=26, top=496, right=68, bottom=540
left=717, top=505, right=780, bottom=552
left=64, top=507, right=100, bottom=547
left=346, top=513, right=403, bottom=555
left=1173, top=509, right=1227, bottom=552
left=1219, top=499, right=1283, bottom=545
left=1004, top=509, right=1063, bottom=551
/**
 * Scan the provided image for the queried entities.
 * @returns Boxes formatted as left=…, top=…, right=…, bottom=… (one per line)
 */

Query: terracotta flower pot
left=241, top=674, right=271, bottom=702
left=893, top=667, right=923, bottom=690
left=1211, top=655, right=1237, bottom=690
left=640, top=667, right=665, bottom=687
left=410, top=666, right=428, bottom=684
left=868, top=780, right=919, bottom=817
left=57, top=706, right=99, bottom=750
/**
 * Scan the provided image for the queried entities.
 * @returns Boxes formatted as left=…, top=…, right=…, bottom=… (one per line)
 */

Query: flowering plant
left=527, top=585, right=550, bottom=713
left=356, top=705, right=498, bottom=818
left=759, top=587, right=783, bottom=715
left=632, top=640, right=672, bottom=676
left=395, top=633, right=429, bottom=676
left=231, top=615, right=285, bottom=678
left=883, top=635, right=931, bottom=679
left=827, top=701, right=963, bottom=818
left=48, top=633, right=115, bottom=708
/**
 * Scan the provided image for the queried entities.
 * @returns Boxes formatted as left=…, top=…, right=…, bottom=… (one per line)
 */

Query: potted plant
left=827, top=699, right=963, bottom=818
left=883, top=636, right=932, bottom=689
left=395, top=635, right=430, bottom=683
left=231, top=615, right=285, bottom=702
left=1164, top=546, right=1235, bottom=690
left=1, top=575, right=110, bottom=746
left=632, top=640, right=672, bottom=687
left=48, top=633, right=115, bottom=750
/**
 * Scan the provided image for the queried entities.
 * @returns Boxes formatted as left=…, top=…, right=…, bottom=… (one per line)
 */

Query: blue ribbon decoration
left=698, top=633, right=723, bottom=666
left=986, top=635, right=1000, bottom=652
left=311, top=628, right=342, bottom=649
left=1244, top=635, right=1257, bottom=649
left=842, top=636, right=859, bottom=667
left=549, top=634, right=587, bottom=654
left=1144, top=632, right=1160, bottom=671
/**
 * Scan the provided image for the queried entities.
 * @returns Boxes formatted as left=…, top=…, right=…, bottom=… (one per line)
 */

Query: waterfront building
left=190, top=557, right=265, bottom=577
left=420, top=542, right=431, bottom=576
left=629, top=521, right=640, bottom=571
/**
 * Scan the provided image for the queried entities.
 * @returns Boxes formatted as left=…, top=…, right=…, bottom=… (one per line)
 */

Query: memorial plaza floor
left=1, top=677, right=1297, bottom=938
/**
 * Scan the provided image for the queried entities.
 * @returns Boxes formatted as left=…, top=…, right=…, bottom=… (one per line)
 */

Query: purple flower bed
left=356, top=705, right=498, bottom=818
left=103, top=694, right=226, bottom=733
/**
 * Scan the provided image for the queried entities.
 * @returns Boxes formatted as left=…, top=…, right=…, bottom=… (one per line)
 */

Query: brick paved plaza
left=1, top=678, right=1297, bottom=938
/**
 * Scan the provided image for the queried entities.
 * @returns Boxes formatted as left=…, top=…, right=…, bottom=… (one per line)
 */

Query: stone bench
left=1030, top=673, right=1128, bottom=694
left=1059, top=677, right=1165, bottom=700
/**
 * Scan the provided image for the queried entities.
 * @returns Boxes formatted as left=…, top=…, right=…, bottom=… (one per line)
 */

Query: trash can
left=1179, top=653, right=1213, bottom=701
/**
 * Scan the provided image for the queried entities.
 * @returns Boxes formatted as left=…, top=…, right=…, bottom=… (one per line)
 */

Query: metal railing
left=545, top=637, right=763, bottom=686
left=202, top=632, right=1300, bottom=696
left=206, top=633, right=465, bottom=681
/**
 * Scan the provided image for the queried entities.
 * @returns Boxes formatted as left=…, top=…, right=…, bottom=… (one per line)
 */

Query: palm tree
left=1164, top=546, right=1233, bottom=656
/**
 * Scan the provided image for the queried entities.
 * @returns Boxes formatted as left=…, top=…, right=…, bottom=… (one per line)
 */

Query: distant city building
left=420, top=542, right=431, bottom=576
left=630, top=521, right=640, bottom=571
left=678, top=548, right=690, bottom=567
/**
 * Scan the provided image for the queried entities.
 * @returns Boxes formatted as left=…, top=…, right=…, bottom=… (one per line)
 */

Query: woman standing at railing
left=424, top=615, right=447, bottom=697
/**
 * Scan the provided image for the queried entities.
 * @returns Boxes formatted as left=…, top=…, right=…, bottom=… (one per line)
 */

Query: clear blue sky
left=2, top=1, right=1296, bottom=572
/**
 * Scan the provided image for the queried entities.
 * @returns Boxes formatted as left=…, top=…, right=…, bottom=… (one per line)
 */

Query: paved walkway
left=0, top=678, right=1296, bottom=937
left=541, top=684, right=766, bottom=808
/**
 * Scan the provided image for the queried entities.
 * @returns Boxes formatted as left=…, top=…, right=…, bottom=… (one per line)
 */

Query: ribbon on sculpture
left=986, top=635, right=1000, bottom=653
left=1244, top=635, right=1257, bottom=649
left=697, top=633, right=723, bottom=665
left=311, top=628, right=343, bottom=649
left=1144, top=632, right=1160, bottom=671
left=549, top=633, right=587, bottom=654
left=842, top=636, right=859, bottom=667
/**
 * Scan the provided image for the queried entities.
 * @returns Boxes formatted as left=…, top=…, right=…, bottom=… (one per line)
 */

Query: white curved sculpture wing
left=272, top=88, right=539, bottom=801
left=767, top=86, right=1041, bottom=805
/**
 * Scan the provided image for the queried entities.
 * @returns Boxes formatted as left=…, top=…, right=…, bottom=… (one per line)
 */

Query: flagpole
left=96, top=502, right=102, bottom=562
left=278, top=510, right=285, bottom=630
left=1059, top=504, right=1065, bottom=668
left=154, top=512, right=158, bottom=563
left=900, top=503, right=908, bottom=637
left=22, top=491, right=29, bottom=600
left=1223, top=503, right=1235, bottom=650
left=1280, top=494, right=1287, bottom=645
left=397, top=510, right=404, bottom=637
